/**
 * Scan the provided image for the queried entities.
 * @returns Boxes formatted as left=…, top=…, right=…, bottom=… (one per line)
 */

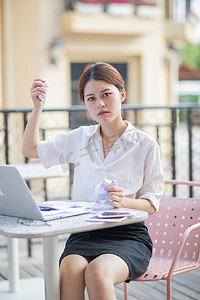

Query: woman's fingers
left=104, top=183, right=125, bottom=207
left=30, top=78, right=47, bottom=104
left=108, top=199, right=123, bottom=208
left=31, top=79, right=45, bottom=91
left=104, top=185, right=122, bottom=192
left=31, top=87, right=45, bottom=96
left=107, top=191, right=124, bottom=199
left=33, top=77, right=45, bottom=83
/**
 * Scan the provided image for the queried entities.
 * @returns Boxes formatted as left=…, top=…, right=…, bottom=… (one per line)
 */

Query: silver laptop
left=0, top=165, right=89, bottom=221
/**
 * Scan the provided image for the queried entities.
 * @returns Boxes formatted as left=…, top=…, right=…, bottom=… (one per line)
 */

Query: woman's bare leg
left=60, top=254, right=89, bottom=300
left=85, top=254, right=129, bottom=300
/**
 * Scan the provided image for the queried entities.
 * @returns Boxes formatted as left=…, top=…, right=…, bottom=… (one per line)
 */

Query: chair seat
left=134, top=256, right=199, bottom=281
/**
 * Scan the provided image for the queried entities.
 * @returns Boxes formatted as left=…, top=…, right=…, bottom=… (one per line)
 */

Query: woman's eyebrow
left=100, top=88, right=111, bottom=93
left=85, top=93, right=95, bottom=97
left=86, top=88, right=111, bottom=97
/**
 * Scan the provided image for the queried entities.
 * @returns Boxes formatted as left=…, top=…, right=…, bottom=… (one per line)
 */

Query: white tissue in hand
left=37, top=83, right=48, bottom=102
left=95, top=179, right=117, bottom=204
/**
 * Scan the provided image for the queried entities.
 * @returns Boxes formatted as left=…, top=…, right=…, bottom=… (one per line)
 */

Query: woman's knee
left=60, top=255, right=89, bottom=300
left=85, top=254, right=129, bottom=289
left=60, top=254, right=88, bottom=282
left=85, top=259, right=109, bottom=288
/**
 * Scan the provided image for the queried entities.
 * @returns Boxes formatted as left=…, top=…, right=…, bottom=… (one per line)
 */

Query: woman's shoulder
left=137, top=129, right=157, bottom=143
left=125, top=121, right=158, bottom=147
left=47, top=125, right=99, bottom=146
left=70, top=124, right=99, bottom=138
left=78, top=124, right=99, bottom=136
left=134, top=128, right=159, bottom=152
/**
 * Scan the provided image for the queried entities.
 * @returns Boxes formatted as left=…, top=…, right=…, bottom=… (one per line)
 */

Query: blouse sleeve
left=138, top=141, right=165, bottom=211
left=37, top=128, right=81, bottom=168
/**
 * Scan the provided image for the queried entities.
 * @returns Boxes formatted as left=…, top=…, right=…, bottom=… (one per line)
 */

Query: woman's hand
left=104, top=182, right=156, bottom=214
left=30, top=78, right=46, bottom=109
left=104, top=185, right=126, bottom=208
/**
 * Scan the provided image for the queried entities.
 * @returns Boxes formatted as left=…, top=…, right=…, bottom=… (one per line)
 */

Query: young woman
left=22, top=62, right=164, bottom=300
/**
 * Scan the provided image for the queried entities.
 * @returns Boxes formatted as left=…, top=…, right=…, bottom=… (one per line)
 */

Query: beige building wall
left=13, top=0, right=41, bottom=108
left=0, top=0, right=197, bottom=110
left=1, top=0, right=16, bottom=108
left=61, top=12, right=169, bottom=106
left=0, top=0, right=3, bottom=108
left=1, top=0, right=67, bottom=109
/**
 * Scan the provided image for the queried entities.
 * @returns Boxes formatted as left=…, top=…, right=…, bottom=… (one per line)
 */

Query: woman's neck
left=100, top=119, right=127, bottom=159
left=100, top=119, right=127, bottom=140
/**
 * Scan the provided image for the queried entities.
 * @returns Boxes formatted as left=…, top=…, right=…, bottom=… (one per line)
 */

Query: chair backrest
left=146, top=195, right=200, bottom=263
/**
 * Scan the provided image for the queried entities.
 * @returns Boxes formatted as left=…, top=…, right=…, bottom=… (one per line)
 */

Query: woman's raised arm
left=22, top=78, right=46, bottom=158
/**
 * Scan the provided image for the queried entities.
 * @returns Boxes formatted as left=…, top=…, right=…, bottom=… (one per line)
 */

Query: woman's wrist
left=122, top=197, right=156, bottom=215
left=32, top=105, right=43, bottom=113
left=121, top=197, right=130, bottom=208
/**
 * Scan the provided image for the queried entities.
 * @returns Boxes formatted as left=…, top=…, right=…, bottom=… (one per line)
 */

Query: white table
left=13, top=163, right=69, bottom=258
left=0, top=207, right=148, bottom=300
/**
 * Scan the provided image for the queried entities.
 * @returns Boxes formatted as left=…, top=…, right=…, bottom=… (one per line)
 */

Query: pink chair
left=124, top=180, right=200, bottom=300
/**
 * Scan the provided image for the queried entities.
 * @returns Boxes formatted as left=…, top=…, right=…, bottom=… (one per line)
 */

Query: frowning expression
left=84, top=79, right=125, bottom=125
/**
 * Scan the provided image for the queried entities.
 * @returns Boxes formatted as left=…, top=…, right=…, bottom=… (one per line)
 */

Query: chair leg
left=124, top=282, right=128, bottom=300
left=167, top=278, right=171, bottom=300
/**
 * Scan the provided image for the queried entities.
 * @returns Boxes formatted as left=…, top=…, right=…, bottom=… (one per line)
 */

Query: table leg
left=7, top=237, right=19, bottom=292
left=43, top=235, right=60, bottom=300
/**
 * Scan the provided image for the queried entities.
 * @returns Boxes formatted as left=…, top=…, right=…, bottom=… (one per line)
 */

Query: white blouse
left=37, top=121, right=164, bottom=210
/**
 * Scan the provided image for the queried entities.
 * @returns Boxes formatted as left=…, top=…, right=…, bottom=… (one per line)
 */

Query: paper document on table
left=38, top=201, right=94, bottom=213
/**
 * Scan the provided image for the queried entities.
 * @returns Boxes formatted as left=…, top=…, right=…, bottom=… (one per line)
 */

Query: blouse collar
left=84, top=121, right=139, bottom=145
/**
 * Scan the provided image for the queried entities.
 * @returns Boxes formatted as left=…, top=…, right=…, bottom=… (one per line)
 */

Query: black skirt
left=59, top=222, right=152, bottom=282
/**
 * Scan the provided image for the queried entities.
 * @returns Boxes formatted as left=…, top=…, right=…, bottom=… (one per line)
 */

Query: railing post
left=41, top=128, right=48, bottom=201
left=23, top=111, right=29, bottom=164
left=156, top=124, right=159, bottom=145
left=171, top=109, right=177, bottom=196
left=134, top=110, right=139, bottom=126
left=187, top=109, right=193, bottom=197
left=4, top=112, right=9, bottom=164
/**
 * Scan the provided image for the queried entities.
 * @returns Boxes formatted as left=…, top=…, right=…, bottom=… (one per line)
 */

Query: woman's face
left=84, top=79, right=125, bottom=125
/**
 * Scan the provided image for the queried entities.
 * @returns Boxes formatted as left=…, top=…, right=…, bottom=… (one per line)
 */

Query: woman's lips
left=98, top=111, right=109, bottom=116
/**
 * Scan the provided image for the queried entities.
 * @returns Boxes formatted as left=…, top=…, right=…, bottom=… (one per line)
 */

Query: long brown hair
left=78, top=62, right=125, bottom=102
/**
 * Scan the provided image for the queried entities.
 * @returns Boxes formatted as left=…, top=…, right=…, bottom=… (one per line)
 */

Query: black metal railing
left=0, top=104, right=200, bottom=199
